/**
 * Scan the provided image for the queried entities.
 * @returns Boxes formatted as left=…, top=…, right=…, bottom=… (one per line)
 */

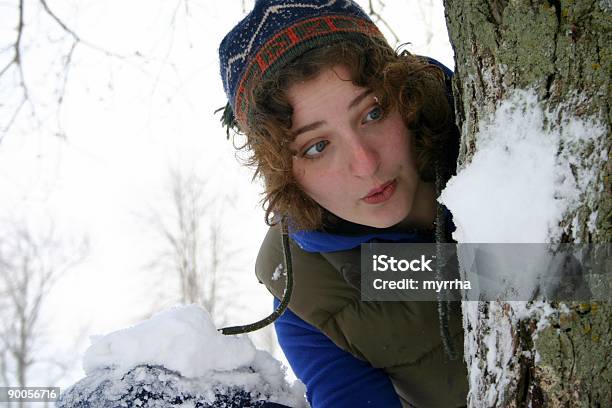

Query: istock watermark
left=360, top=243, right=611, bottom=302
left=371, top=253, right=471, bottom=293
left=372, top=254, right=433, bottom=272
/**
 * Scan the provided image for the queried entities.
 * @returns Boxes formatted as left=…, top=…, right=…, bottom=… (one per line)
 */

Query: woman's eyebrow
left=293, top=90, right=372, bottom=137
left=348, top=89, right=372, bottom=110
left=294, top=121, right=325, bottom=137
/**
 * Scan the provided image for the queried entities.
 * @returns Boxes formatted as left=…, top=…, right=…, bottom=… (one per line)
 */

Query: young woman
left=218, top=1, right=468, bottom=407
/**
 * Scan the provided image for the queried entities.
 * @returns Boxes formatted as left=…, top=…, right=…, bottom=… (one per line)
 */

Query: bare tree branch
left=0, top=0, right=24, bottom=78
left=39, top=0, right=79, bottom=41
left=0, top=0, right=136, bottom=141
left=142, top=168, right=237, bottom=326
left=0, top=219, right=88, bottom=388
left=367, top=0, right=400, bottom=45
left=415, top=0, right=435, bottom=51
left=38, top=0, right=130, bottom=59
left=0, top=0, right=30, bottom=143
left=57, top=40, right=78, bottom=107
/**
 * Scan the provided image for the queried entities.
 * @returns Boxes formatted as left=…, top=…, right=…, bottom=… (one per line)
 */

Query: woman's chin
left=353, top=208, right=410, bottom=229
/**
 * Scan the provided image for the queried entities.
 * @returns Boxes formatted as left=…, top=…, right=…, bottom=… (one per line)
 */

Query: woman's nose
left=347, top=136, right=380, bottom=177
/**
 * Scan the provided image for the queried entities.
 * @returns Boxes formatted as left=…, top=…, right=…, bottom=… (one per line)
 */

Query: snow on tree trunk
left=442, top=1, right=610, bottom=406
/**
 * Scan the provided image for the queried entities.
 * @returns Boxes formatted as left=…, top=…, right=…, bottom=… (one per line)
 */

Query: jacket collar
left=289, top=206, right=454, bottom=253
left=289, top=228, right=434, bottom=253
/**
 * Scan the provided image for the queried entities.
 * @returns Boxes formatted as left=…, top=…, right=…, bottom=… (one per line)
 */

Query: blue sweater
left=273, top=297, right=402, bottom=408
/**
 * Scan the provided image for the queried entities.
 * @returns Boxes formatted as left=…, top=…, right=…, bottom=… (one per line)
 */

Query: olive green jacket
left=256, top=225, right=469, bottom=408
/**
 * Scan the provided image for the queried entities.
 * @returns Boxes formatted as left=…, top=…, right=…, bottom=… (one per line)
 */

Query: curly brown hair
left=231, top=39, right=458, bottom=231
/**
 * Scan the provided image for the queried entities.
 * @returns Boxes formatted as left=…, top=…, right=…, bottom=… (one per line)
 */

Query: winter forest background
left=0, top=0, right=454, bottom=395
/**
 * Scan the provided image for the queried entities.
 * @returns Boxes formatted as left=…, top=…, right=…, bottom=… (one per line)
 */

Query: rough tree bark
left=443, top=0, right=610, bottom=407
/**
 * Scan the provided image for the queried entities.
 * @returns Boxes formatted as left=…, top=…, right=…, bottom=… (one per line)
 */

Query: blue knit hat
left=218, top=0, right=387, bottom=132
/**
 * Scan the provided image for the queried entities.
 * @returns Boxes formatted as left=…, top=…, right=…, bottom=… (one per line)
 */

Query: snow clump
left=440, top=89, right=606, bottom=243
left=58, top=304, right=307, bottom=407
left=83, top=304, right=256, bottom=377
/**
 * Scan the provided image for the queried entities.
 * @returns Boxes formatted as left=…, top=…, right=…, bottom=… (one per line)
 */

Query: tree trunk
left=443, top=0, right=610, bottom=406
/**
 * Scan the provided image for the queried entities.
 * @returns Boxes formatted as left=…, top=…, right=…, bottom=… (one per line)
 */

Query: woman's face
left=287, top=65, right=421, bottom=228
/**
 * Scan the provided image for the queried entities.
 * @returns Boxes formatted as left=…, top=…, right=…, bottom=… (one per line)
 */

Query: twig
left=0, top=97, right=26, bottom=143
left=0, top=0, right=27, bottom=124
left=57, top=41, right=77, bottom=105
left=39, top=0, right=129, bottom=59
left=367, top=0, right=400, bottom=45
left=39, top=0, right=79, bottom=41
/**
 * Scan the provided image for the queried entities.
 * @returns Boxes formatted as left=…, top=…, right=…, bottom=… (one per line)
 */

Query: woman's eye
left=363, top=106, right=383, bottom=123
left=303, top=140, right=329, bottom=158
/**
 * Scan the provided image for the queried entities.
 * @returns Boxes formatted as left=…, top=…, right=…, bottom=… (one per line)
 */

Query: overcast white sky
left=0, top=0, right=453, bottom=387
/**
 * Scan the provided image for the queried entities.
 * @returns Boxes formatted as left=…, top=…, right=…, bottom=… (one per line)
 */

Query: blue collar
left=289, top=207, right=454, bottom=253
left=289, top=228, right=434, bottom=253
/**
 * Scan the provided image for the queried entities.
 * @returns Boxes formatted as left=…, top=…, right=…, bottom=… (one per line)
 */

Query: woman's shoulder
left=255, top=224, right=283, bottom=289
left=254, top=225, right=361, bottom=325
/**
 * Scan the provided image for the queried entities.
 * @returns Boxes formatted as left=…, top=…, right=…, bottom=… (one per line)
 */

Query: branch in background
left=39, top=0, right=80, bottom=41
left=0, top=349, right=9, bottom=386
left=56, top=40, right=77, bottom=116
left=0, top=220, right=88, bottom=387
left=367, top=0, right=400, bottom=45
left=415, top=0, right=435, bottom=51
left=36, top=323, right=90, bottom=385
left=0, top=0, right=23, bottom=78
left=0, top=0, right=133, bottom=142
left=39, top=0, right=129, bottom=59
left=141, top=168, right=238, bottom=327
left=0, top=0, right=27, bottom=143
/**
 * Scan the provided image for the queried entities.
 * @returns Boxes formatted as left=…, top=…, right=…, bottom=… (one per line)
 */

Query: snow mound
left=83, top=304, right=256, bottom=377
left=59, top=305, right=308, bottom=407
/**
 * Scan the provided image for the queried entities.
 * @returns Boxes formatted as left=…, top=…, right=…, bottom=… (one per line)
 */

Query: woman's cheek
left=292, top=161, right=307, bottom=182
left=293, top=163, right=321, bottom=200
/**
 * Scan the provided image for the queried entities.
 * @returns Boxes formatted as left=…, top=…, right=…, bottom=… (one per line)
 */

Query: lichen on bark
left=534, top=302, right=611, bottom=407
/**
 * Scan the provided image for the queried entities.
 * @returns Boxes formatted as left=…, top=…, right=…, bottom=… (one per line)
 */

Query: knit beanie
left=218, top=0, right=388, bottom=132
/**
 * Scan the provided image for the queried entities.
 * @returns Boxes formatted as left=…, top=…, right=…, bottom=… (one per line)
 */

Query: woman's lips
left=362, top=180, right=397, bottom=204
